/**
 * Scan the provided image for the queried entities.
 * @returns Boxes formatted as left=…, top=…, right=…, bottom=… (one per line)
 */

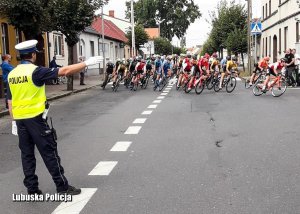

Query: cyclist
left=128, top=56, right=137, bottom=88
left=177, top=54, right=192, bottom=89
left=154, top=55, right=163, bottom=89
left=262, top=58, right=287, bottom=92
left=112, top=58, right=126, bottom=88
left=162, top=56, right=172, bottom=79
left=198, top=54, right=210, bottom=82
left=210, top=53, right=219, bottom=75
left=101, top=61, right=114, bottom=89
left=249, top=56, right=270, bottom=86
left=187, top=56, right=201, bottom=91
left=219, top=56, right=238, bottom=89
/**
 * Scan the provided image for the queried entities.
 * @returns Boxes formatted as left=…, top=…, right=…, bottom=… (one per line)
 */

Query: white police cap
left=15, top=40, right=38, bottom=54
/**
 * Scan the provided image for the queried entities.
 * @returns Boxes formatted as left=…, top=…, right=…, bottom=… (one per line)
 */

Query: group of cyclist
left=100, top=55, right=175, bottom=91
left=249, top=56, right=288, bottom=92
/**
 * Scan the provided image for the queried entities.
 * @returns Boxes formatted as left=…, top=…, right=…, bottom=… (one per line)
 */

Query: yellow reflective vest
left=8, top=64, right=46, bottom=119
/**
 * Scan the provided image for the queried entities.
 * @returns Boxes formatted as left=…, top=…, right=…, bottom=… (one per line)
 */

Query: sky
left=102, top=0, right=261, bottom=48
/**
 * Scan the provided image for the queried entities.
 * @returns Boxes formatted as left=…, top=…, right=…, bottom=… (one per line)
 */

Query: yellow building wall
left=0, top=18, right=49, bottom=67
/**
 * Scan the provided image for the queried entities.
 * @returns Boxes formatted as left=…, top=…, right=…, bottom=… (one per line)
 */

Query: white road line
left=163, top=90, right=169, bottom=93
left=166, top=86, right=172, bottom=89
left=88, top=161, right=118, bottom=175
left=133, top=118, right=147, bottom=124
left=287, top=88, right=300, bottom=90
left=148, top=104, right=157, bottom=109
left=153, top=100, right=162, bottom=103
left=236, top=77, right=242, bottom=81
left=160, top=93, right=168, bottom=96
left=124, top=126, right=142, bottom=134
left=110, top=141, right=132, bottom=152
left=52, top=188, right=97, bottom=214
left=142, top=110, right=153, bottom=115
left=157, top=96, right=165, bottom=99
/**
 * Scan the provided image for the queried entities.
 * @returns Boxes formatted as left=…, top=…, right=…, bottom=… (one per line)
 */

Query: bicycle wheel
left=206, top=76, right=214, bottom=90
left=142, top=77, right=149, bottom=89
left=52, top=78, right=58, bottom=85
left=226, top=77, right=237, bottom=93
left=195, top=80, right=205, bottom=94
left=159, top=79, right=165, bottom=91
left=213, top=77, right=221, bottom=92
left=244, top=78, right=251, bottom=89
left=61, top=76, right=67, bottom=84
left=252, top=80, right=264, bottom=96
left=271, top=78, right=287, bottom=97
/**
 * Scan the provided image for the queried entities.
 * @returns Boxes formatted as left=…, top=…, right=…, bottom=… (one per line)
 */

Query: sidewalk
left=0, top=75, right=102, bottom=117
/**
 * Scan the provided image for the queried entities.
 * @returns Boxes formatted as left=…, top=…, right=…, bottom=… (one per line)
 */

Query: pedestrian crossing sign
left=251, top=22, right=262, bottom=34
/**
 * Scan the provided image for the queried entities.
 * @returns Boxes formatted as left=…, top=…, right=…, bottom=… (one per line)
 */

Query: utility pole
left=131, top=0, right=136, bottom=56
left=101, top=6, right=105, bottom=74
left=247, top=0, right=253, bottom=75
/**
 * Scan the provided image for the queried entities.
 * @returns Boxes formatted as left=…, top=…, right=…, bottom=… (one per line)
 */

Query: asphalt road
left=1, top=80, right=300, bottom=214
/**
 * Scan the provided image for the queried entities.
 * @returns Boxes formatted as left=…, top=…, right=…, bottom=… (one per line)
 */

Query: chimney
left=109, top=10, right=115, bottom=18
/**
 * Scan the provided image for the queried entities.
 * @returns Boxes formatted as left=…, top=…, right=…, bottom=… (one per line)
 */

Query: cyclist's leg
left=262, top=68, right=272, bottom=91
left=219, top=70, right=226, bottom=89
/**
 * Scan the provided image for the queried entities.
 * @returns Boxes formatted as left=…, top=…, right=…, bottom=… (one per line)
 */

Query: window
left=284, top=26, right=288, bottom=51
left=53, top=34, right=64, bottom=56
left=269, top=36, right=271, bottom=57
left=262, top=37, right=265, bottom=57
left=296, top=22, right=299, bottom=43
left=269, top=0, right=271, bottom=16
left=266, top=37, right=268, bottom=56
left=279, top=28, right=281, bottom=53
left=1, top=23, right=9, bottom=55
left=99, top=43, right=109, bottom=56
left=15, top=28, right=23, bottom=44
left=90, top=41, right=95, bottom=56
left=263, top=6, right=265, bottom=19
left=265, top=3, right=268, bottom=17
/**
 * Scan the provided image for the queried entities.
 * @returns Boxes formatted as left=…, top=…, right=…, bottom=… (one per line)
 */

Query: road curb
left=0, top=84, right=100, bottom=118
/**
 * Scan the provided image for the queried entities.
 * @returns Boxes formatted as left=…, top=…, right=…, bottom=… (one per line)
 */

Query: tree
left=0, top=0, right=53, bottom=39
left=126, top=24, right=149, bottom=51
left=173, top=46, right=186, bottom=55
left=153, top=37, right=172, bottom=55
left=0, top=0, right=108, bottom=90
left=125, top=0, right=201, bottom=40
left=201, top=37, right=216, bottom=56
left=225, top=27, right=247, bottom=71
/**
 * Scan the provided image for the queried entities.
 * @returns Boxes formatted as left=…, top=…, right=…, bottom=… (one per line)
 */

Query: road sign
left=251, top=22, right=262, bottom=34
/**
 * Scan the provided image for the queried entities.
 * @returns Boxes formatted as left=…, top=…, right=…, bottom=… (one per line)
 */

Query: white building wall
left=48, top=31, right=69, bottom=67
left=261, top=0, right=300, bottom=62
left=77, top=32, right=100, bottom=76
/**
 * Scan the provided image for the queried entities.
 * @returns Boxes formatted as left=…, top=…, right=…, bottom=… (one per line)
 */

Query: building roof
left=92, top=17, right=128, bottom=43
left=145, top=28, right=159, bottom=39
left=84, top=26, right=100, bottom=35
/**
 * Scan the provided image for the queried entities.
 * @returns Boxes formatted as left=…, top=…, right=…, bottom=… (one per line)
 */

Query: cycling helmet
left=141, top=59, right=145, bottom=63
left=232, top=56, right=237, bottom=61
left=226, top=55, right=231, bottom=60
left=264, top=56, right=270, bottom=61
left=187, top=54, right=191, bottom=58
left=137, top=57, right=141, bottom=62
left=212, top=53, right=218, bottom=58
left=204, top=53, right=210, bottom=59
left=280, top=58, right=288, bottom=63
left=192, top=55, right=197, bottom=60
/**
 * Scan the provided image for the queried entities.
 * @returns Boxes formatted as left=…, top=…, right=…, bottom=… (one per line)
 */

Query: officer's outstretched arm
left=58, top=56, right=102, bottom=76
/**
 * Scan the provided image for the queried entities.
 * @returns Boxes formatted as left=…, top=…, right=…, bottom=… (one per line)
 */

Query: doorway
left=273, top=35, right=278, bottom=63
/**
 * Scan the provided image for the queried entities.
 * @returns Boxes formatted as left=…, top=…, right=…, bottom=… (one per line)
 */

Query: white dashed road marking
left=148, top=104, right=157, bottom=109
left=161, top=93, right=168, bottom=96
left=142, top=110, right=153, bottom=115
left=110, top=141, right=132, bottom=152
left=163, top=90, right=169, bottom=93
left=157, top=96, right=165, bottom=99
left=153, top=100, right=162, bottom=104
left=124, top=126, right=142, bottom=134
left=133, top=118, right=147, bottom=124
left=89, top=161, right=118, bottom=175
left=52, top=188, right=97, bottom=214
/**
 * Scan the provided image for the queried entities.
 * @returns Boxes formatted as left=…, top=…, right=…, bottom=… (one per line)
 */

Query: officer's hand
left=12, top=121, right=18, bottom=136
left=84, top=56, right=103, bottom=66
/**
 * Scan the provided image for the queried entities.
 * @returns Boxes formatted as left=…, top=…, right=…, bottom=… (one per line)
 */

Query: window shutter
left=61, top=35, right=64, bottom=57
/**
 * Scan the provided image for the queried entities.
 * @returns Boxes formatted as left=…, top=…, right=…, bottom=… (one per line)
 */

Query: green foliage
left=126, top=24, right=150, bottom=50
left=125, top=0, right=201, bottom=40
left=204, top=0, right=247, bottom=55
left=153, top=37, right=172, bottom=55
left=0, top=0, right=107, bottom=44
left=225, top=27, right=247, bottom=55
left=173, top=46, right=185, bottom=55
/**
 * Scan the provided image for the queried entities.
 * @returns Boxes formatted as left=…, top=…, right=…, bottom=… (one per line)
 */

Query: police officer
left=7, top=40, right=102, bottom=195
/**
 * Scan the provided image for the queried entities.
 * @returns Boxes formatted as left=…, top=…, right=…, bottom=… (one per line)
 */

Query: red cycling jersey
left=269, top=62, right=284, bottom=71
left=136, top=62, right=145, bottom=71
left=199, top=58, right=209, bottom=71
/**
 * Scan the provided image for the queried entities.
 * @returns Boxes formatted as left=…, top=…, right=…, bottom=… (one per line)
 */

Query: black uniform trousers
left=16, top=114, right=69, bottom=192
